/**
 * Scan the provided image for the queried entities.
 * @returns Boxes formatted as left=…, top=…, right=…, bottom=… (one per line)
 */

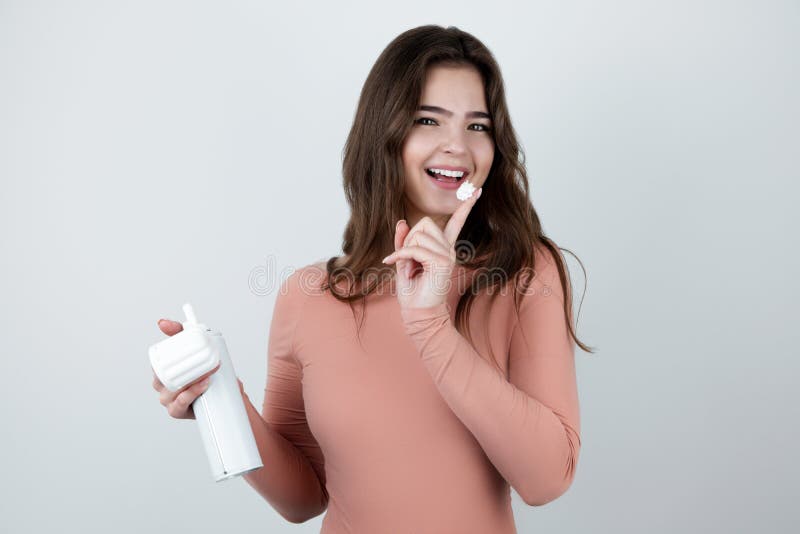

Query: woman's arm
left=399, top=249, right=581, bottom=506
left=242, top=392, right=328, bottom=523
left=242, top=270, right=328, bottom=523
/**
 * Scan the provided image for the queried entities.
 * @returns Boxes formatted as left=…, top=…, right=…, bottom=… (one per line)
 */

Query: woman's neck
left=403, top=203, right=450, bottom=232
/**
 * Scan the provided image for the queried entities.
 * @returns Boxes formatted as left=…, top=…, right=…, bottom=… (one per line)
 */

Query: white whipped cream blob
left=456, top=180, right=477, bottom=201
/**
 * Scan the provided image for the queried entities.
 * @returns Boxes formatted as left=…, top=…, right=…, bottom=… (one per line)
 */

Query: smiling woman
left=403, top=64, right=494, bottom=216
left=235, top=24, right=594, bottom=533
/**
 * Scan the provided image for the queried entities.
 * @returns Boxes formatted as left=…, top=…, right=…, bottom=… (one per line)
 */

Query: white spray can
left=149, top=303, right=263, bottom=481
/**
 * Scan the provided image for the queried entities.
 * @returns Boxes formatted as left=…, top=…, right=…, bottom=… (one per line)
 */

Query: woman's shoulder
left=285, top=261, right=327, bottom=287
left=304, top=255, right=353, bottom=276
left=305, top=254, right=348, bottom=271
left=523, top=241, right=569, bottom=303
left=281, top=255, right=349, bottom=297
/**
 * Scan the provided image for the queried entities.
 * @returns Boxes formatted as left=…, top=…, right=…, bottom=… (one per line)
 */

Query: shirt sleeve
left=399, top=249, right=581, bottom=506
left=244, top=268, right=328, bottom=518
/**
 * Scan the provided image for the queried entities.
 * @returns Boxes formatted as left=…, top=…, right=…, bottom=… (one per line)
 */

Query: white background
left=1, top=1, right=797, bottom=532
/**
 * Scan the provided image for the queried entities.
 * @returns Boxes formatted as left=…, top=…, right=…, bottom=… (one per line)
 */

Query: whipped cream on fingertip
left=456, top=180, right=477, bottom=201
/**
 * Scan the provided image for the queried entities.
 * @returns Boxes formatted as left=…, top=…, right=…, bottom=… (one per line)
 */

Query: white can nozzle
left=183, top=303, right=198, bottom=324
left=182, top=302, right=207, bottom=330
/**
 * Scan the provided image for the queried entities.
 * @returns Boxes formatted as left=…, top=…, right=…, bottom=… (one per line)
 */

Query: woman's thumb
left=393, top=220, right=410, bottom=281
left=393, top=219, right=407, bottom=249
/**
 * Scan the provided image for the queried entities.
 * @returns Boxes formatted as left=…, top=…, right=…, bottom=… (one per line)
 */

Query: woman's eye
left=414, top=117, right=492, bottom=133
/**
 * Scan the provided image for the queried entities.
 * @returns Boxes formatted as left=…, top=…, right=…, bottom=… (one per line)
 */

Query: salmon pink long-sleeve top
left=243, top=247, right=581, bottom=533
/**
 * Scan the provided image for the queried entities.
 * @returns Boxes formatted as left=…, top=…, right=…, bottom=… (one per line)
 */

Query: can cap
left=149, top=303, right=220, bottom=392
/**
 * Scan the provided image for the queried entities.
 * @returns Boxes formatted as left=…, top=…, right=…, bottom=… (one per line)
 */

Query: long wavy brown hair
left=320, top=24, right=595, bottom=367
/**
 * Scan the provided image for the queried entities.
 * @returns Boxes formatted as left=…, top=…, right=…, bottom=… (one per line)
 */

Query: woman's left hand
left=383, top=188, right=482, bottom=309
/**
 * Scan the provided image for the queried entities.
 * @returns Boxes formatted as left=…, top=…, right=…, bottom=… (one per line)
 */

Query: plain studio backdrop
left=1, top=1, right=797, bottom=532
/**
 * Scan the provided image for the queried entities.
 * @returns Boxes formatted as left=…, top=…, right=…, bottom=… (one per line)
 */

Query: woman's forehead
left=419, top=65, right=487, bottom=111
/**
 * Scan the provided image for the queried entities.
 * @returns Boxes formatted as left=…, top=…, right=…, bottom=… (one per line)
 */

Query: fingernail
left=396, top=219, right=405, bottom=230
left=477, top=188, right=483, bottom=199
left=158, top=319, right=166, bottom=325
left=199, top=378, right=210, bottom=387
left=382, top=254, right=392, bottom=263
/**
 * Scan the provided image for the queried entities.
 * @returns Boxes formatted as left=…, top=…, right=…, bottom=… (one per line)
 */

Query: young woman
left=153, top=24, right=592, bottom=533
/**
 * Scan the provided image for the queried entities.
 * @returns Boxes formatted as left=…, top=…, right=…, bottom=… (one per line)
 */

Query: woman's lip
left=426, top=171, right=468, bottom=190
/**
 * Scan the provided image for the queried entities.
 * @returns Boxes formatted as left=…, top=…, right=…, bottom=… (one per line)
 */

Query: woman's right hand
left=151, top=318, right=221, bottom=420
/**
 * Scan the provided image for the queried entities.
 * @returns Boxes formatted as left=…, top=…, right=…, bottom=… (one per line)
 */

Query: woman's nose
left=440, top=127, right=468, bottom=154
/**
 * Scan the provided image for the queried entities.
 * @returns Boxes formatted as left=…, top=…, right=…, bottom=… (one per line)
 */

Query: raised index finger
left=444, top=187, right=482, bottom=244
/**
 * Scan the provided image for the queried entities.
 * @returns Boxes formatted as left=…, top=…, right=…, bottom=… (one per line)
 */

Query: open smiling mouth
left=425, top=168, right=468, bottom=183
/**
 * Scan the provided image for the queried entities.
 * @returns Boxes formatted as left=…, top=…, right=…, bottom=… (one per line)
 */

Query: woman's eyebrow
left=418, top=105, right=491, bottom=120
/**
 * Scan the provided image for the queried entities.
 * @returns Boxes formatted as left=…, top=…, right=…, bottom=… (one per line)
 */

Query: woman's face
left=401, top=64, right=495, bottom=229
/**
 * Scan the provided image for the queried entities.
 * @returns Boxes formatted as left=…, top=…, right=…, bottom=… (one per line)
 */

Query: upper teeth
left=428, top=168, right=465, bottom=178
